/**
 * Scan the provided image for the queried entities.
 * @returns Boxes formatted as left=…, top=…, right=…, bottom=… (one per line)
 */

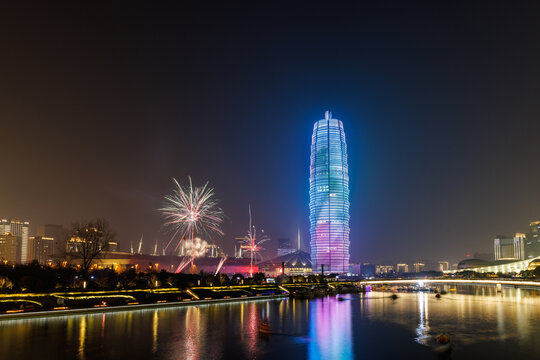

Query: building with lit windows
left=37, top=224, right=67, bottom=253
left=526, top=221, right=540, bottom=259
left=259, top=250, right=312, bottom=276
left=396, top=263, right=409, bottom=273
left=0, top=233, right=18, bottom=263
left=0, top=219, right=29, bottom=263
left=494, top=233, right=525, bottom=261
left=413, top=262, right=425, bottom=272
left=309, top=111, right=350, bottom=274
left=375, top=265, right=394, bottom=275
left=27, top=236, right=55, bottom=264
left=438, top=261, right=449, bottom=272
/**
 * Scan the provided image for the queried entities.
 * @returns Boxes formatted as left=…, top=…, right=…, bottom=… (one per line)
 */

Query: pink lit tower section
left=309, top=111, right=350, bottom=274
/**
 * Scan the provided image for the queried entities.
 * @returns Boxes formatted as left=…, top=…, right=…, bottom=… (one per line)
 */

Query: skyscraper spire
left=297, top=227, right=301, bottom=250
left=325, top=110, right=332, bottom=120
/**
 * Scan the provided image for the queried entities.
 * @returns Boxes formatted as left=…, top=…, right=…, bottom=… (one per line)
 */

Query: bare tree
left=66, top=219, right=115, bottom=275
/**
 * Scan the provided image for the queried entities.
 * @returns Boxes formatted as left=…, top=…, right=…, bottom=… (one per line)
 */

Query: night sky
left=2, top=2, right=540, bottom=265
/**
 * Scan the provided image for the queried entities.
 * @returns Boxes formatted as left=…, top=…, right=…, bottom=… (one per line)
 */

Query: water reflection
left=308, top=297, right=353, bottom=360
left=152, top=310, right=158, bottom=353
left=78, top=316, right=86, bottom=360
left=415, top=292, right=430, bottom=345
left=183, top=306, right=201, bottom=360
left=1, top=287, right=540, bottom=359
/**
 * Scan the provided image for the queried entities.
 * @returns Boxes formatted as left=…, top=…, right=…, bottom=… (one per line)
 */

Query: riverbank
left=0, top=293, right=288, bottom=320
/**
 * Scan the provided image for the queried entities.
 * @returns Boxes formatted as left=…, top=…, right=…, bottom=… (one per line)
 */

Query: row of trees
left=0, top=263, right=258, bottom=293
left=450, top=268, right=540, bottom=278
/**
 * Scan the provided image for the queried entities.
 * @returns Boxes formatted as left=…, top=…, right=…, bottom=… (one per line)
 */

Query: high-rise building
left=37, top=224, right=67, bottom=255
left=0, top=233, right=18, bottom=263
left=27, top=236, right=55, bottom=264
left=525, top=221, right=540, bottom=259
left=309, top=111, right=350, bottom=274
left=494, top=233, right=525, bottom=261
left=277, top=238, right=295, bottom=257
left=0, top=219, right=29, bottom=263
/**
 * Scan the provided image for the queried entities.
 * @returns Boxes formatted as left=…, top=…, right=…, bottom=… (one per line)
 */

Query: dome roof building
left=259, top=250, right=313, bottom=276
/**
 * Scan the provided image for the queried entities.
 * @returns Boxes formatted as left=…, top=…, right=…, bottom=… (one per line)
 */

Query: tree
left=0, top=276, right=13, bottom=291
left=66, top=219, right=115, bottom=275
left=253, top=272, right=266, bottom=284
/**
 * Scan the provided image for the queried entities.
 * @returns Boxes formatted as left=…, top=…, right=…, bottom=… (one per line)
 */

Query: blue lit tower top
left=309, top=111, right=350, bottom=273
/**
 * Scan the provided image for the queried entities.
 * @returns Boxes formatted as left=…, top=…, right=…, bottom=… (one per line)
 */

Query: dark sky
left=2, top=1, right=540, bottom=265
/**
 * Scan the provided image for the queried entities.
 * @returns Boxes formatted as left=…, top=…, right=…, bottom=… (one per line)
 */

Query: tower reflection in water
left=308, top=298, right=353, bottom=360
left=415, top=292, right=430, bottom=345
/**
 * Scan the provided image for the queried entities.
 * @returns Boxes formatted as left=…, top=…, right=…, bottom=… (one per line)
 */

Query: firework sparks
left=214, top=255, right=228, bottom=275
left=160, top=177, right=224, bottom=273
left=238, top=205, right=269, bottom=277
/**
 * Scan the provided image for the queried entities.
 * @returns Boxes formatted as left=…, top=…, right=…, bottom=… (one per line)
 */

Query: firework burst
left=160, top=177, right=224, bottom=272
left=238, top=205, right=269, bottom=277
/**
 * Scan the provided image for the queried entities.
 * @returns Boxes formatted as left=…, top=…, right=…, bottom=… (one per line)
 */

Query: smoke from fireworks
left=160, top=177, right=224, bottom=272
left=180, top=237, right=209, bottom=257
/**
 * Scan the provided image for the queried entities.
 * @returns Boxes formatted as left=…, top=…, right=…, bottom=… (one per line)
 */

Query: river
left=1, top=285, right=539, bottom=359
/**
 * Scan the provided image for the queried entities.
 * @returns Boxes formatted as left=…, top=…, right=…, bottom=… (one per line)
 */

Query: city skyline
left=2, top=3, right=540, bottom=264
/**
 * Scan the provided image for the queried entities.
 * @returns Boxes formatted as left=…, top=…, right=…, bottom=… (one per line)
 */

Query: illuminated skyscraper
left=309, top=111, right=350, bottom=273
left=0, top=219, right=29, bottom=263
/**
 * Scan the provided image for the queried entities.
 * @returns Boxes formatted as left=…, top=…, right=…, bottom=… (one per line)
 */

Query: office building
left=348, top=263, right=361, bottom=276
left=309, top=111, right=350, bottom=273
left=0, top=219, right=29, bottom=263
left=376, top=265, right=394, bottom=275
left=438, top=261, right=449, bottom=272
left=0, top=233, right=18, bottom=263
left=494, top=233, right=525, bottom=261
left=37, top=224, right=67, bottom=254
left=360, top=263, right=375, bottom=277
left=413, top=262, right=425, bottom=272
left=526, top=221, right=540, bottom=259
left=396, top=263, right=409, bottom=273
left=27, top=236, right=55, bottom=264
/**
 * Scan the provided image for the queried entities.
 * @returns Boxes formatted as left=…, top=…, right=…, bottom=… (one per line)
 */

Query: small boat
left=258, top=320, right=272, bottom=334
left=433, top=333, right=452, bottom=353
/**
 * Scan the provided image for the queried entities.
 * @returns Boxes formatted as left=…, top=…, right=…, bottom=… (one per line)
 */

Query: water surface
left=1, top=286, right=539, bottom=359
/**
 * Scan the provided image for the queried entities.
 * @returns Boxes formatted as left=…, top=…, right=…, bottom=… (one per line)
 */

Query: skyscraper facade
left=309, top=111, right=350, bottom=273
left=0, top=219, right=29, bottom=263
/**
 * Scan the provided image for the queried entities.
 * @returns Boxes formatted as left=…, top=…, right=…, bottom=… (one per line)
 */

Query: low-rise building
left=375, top=265, right=394, bottom=275
left=396, top=263, right=409, bottom=273
left=413, top=262, right=425, bottom=272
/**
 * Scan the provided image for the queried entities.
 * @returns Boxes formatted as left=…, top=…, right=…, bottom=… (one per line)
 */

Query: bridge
left=359, top=278, right=540, bottom=289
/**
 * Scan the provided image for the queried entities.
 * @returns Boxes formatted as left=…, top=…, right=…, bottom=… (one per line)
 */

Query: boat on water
left=258, top=320, right=272, bottom=334
left=433, top=333, right=452, bottom=353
